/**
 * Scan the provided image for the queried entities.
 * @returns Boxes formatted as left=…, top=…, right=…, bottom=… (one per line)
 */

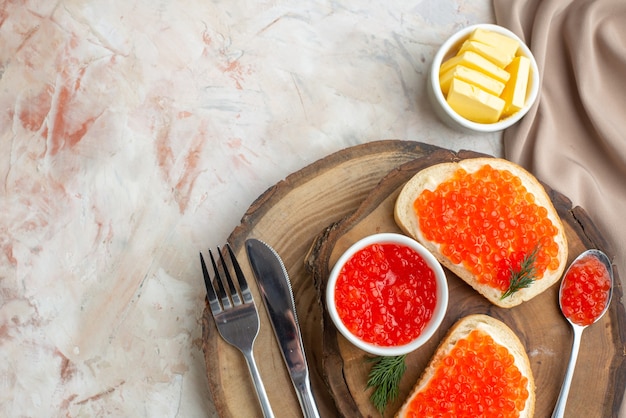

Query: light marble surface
left=0, top=1, right=504, bottom=416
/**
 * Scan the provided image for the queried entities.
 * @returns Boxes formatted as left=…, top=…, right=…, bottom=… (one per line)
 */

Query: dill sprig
left=501, top=245, right=540, bottom=300
left=366, top=354, right=407, bottom=415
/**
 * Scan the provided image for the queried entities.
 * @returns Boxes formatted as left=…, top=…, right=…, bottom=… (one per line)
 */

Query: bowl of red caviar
left=326, top=233, right=449, bottom=356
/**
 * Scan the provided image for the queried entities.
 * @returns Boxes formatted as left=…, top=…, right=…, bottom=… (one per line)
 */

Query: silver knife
left=245, top=238, right=321, bottom=418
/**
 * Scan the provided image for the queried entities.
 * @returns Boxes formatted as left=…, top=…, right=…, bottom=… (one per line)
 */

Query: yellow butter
left=447, top=78, right=505, bottom=124
left=440, top=51, right=511, bottom=84
left=501, top=56, right=531, bottom=116
left=469, top=28, right=520, bottom=59
left=458, top=39, right=515, bottom=68
left=440, top=64, right=506, bottom=96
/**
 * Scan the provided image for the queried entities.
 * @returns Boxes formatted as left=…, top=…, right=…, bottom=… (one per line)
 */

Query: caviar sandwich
left=394, top=158, right=568, bottom=308
left=395, top=314, right=535, bottom=417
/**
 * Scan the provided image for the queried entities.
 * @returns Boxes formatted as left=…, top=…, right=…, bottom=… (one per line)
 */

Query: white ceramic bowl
left=326, top=233, right=448, bottom=356
left=427, top=23, right=540, bottom=133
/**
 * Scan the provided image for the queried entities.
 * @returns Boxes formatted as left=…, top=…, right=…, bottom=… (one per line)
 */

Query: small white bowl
left=427, top=23, right=540, bottom=133
left=326, top=233, right=448, bottom=356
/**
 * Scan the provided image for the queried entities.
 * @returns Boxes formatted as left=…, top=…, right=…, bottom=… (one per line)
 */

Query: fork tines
left=200, top=244, right=253, bottom=312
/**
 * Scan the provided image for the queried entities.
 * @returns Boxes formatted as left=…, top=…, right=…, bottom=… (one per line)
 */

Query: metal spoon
left=551, top=249, right=613, bottom=418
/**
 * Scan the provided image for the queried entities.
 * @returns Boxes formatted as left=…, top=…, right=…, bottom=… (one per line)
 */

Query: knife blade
left=245, top=238, right=321, bottom=418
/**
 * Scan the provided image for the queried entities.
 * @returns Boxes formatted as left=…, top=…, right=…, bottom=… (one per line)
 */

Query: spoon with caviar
left=551, top=249, right=613, bottom=418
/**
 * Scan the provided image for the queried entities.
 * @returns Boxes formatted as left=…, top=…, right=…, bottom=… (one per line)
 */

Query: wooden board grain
left=201, top=140, right=441, bottom=417
left=201, top=140, right=626, bottom=418
left=306, top=149, right=626, bottom=418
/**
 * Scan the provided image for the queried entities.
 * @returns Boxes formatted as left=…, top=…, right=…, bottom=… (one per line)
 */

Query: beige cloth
left=494, top=0, right=626, bottom=282
left=494, top=2, right=626, bottom=412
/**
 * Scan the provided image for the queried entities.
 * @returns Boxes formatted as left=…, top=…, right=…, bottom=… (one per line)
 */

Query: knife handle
left=294, top=375, right=320, bottom=418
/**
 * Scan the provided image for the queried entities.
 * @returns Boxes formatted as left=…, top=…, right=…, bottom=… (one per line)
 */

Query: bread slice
left=394, top=158, right=568, bottom=308
left=395, top=314, right=535, bottom=418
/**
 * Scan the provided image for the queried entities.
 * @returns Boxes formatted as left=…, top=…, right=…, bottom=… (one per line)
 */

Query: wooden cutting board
left=201, top=140, right=625, bottom=417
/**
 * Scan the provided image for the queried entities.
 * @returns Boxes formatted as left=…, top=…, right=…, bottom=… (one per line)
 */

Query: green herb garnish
left=366, top=354, right=407, bottom=415
left=501, top=245, right=540, bottom=300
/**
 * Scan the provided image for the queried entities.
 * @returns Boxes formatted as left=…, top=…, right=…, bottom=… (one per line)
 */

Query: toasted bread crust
left=394, top=158, right=568, bottom=308
left=395, top=314, right=535, bottom=418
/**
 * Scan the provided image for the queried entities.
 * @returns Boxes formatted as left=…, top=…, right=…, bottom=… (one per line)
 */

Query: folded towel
left=494, top=0, right=626, bottom=286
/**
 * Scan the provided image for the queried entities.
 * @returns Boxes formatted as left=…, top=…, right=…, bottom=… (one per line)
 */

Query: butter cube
left=501, top=56, right=531, bottom=116
left=459, top=39, right=516, bottom=68
left=440, top=51, right=511, bottom=84
left=440, top=65, right=506, bottom=96
left=447, top=78, right=505, bottom=124
left=469, top=28, right=520, bottom=58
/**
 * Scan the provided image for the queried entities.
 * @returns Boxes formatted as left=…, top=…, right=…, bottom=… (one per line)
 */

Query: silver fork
left=200, top=244, right=275, bottom=418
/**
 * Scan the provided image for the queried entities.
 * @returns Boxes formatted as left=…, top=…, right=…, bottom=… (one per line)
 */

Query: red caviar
left=560, top=255, right=611, bottom=326
left=405, top=329, right=529, bottom=417
left=414, top=164, right=560, bottom=292
left=334, top=243, right=437, bottom=346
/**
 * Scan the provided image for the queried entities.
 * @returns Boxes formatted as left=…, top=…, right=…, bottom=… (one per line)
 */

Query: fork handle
left=243, top=350, right=275, bottom=418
